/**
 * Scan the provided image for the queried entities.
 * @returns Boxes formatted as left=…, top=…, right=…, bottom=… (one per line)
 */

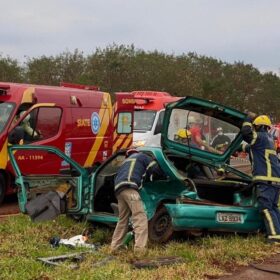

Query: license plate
left=216, top=212, right=243, bottom=223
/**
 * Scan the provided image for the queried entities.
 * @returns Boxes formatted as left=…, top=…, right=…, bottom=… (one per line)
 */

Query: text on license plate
left=216, top=212, right=243, bottom=223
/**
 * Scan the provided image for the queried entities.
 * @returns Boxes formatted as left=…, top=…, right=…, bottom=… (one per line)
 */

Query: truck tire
left=0, top=173, right=6, bottom=205
left=148, top=206, right=173, bottom=243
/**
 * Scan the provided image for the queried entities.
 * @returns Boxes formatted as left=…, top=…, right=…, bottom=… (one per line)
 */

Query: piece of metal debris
left=37, top=252, right=88, bottom=269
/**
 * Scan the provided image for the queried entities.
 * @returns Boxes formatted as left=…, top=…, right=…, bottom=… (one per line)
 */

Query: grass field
left=0, top=214, right=279, bottom=280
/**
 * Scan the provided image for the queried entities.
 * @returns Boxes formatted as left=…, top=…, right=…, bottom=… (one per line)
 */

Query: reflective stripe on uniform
left=253, top=149, right=280, bottom=182
left=268, top=235, right=280, bottom=240
left=241, top=143, right=247, bottom=152
left=242, top=122, right=252, bottom=127
left=263, top=209, right=277, bottom=235
left=146, top=161, right=157, bottom=170
left=253, top=176, right=280, bottom=182
left=265, top=149, right=276, bottom=178
left=250, top=131, right=258, bottom=145
left=127, top=158, right=136, bottom=180
left=114, top=181, right=138, bottom=192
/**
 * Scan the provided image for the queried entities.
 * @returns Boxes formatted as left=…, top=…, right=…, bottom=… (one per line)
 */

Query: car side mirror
left=8, top=126, right=24, bottom=144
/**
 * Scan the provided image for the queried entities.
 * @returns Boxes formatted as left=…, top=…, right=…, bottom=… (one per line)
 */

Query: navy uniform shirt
left=241, top=118, right=280, bottom=183
left=114, top=152, right=164, bottom=195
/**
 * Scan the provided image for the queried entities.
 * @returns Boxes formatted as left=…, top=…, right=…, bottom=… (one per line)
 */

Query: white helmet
left=188, top=116, right=196, bottom=124
left=188, top=115, right=202, bottom=125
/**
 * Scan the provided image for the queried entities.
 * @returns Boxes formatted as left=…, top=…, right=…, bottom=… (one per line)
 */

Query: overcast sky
left=1, top=0, right=280, bottom=73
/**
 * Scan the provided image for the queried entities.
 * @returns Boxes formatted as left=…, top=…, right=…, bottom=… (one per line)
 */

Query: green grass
left=0, top=215, right=278, bottom=280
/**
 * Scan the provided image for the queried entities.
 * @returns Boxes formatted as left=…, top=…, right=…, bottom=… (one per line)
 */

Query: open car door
left=161, top=96, right=246, bottom=165
left=8, top=145, right=90, bottom=221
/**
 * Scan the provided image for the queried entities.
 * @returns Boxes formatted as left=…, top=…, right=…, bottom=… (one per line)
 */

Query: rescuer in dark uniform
left=211, top=127, right=231, bottom=152
left=110, top=149, right=164, bottom=254
left=241, top=113, right=280, bottom=244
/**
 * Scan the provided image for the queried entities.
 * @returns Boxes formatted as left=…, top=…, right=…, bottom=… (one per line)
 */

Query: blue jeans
left=257, top=183, right=280, bottom=236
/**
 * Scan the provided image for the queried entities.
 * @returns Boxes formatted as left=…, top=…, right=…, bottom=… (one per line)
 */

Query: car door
left=7, top=104, right=65, bottom=175
left=8, top=145, right=90, bottom=219
left=161, top=96, right=246, bottom=165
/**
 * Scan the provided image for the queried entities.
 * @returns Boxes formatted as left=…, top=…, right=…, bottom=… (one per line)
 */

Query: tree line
left=1, top=44, right=280, bottom=120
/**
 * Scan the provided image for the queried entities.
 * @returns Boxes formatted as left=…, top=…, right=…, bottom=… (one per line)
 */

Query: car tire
left=0, top=173, right=6, bottom=205
left=148, top=206, right=173, bottom=243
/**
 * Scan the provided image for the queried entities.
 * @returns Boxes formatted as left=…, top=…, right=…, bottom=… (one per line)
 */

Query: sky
left=1, top=0, right=280, bottom=73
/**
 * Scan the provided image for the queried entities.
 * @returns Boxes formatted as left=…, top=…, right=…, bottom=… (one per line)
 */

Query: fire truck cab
left=0, top=82, right=134, bottom=204
left=132, top=91, right=181, bottom=147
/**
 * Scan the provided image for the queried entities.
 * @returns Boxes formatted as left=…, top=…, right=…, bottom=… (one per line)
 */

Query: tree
left=0, top=55, right=23, bottom=82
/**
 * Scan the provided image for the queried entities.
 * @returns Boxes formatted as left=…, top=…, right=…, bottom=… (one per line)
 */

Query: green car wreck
left=8, top=96, right=263, bottom=243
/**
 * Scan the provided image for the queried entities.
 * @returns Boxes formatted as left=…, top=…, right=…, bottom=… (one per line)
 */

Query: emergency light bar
left=60, top=82, right=100, bottom=91
left=134, top=97, right=155, bottom=105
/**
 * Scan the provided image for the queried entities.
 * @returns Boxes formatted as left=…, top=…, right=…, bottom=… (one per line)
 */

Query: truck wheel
left=0, top=173, right=6, bottom=205
left=148, top=206, right=173, bottom=243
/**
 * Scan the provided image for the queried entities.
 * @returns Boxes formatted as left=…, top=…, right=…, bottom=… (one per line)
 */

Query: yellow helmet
left=177, top=129, right=192, bottom=138
left=253, top=115, right=272, bottom=127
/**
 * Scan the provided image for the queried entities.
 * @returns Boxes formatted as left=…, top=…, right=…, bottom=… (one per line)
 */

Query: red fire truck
left=132, top=91, right=181, bottom=147
left=0, top=82, right=134, bottom=204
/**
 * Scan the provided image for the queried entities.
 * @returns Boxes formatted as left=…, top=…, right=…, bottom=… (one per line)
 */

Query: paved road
left=230, top=157, right=251, bottom=175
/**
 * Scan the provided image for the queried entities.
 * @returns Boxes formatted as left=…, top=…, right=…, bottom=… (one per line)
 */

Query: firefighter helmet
left=253, top=115, right=272, bottom=127
left=177, top=129, right=192, bottom=139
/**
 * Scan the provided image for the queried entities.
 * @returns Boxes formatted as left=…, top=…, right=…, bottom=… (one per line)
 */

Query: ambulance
left=132, top=91, right=181, bottom=147
left=0, top=82, right=134, bottom=204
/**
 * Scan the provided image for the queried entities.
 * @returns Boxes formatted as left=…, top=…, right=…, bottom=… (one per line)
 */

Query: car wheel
left=0, top=173, right=6, bottom=205
left=148, top=206, right=173, bottom=243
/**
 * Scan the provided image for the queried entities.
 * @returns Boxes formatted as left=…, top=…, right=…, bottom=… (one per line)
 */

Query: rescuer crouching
left=110, top=149, right=165, bottom=255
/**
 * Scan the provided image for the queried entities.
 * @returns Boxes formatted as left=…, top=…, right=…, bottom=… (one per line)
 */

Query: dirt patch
left=217, top=253, right=280, bottom=280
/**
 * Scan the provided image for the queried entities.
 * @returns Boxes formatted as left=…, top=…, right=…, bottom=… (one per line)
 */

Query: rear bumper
left=164, top=203, right=263, bottom=232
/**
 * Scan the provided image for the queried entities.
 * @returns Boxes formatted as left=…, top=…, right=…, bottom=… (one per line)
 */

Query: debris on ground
left=218, top=253, right=280, bottom=280
left=37, top=252, right=87, bottom=269
left=49, top=234, right=98, bottom=250
left=132, top=256, right=184, bottom=269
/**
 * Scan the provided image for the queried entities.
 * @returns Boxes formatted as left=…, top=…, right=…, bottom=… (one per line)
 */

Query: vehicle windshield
left=0, top=102, right=15, bottom=133
left=134, top=110, right=157, bottom=131
left=168, top=109, right=240, bottom=155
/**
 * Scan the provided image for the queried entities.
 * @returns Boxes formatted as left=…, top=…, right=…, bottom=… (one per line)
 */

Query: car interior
left=93, top=154, right=124, bottom=214
left=93, top=152, right=167, bottom=215
left=166, top=154, right=253, bottom=206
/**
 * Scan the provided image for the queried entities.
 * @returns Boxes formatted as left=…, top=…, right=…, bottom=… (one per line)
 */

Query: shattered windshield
left=168, top=109, right=240, bottom=155
left=0, top=102, right=15, bottom=133
left=134, top=110, right=157, bottom=131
